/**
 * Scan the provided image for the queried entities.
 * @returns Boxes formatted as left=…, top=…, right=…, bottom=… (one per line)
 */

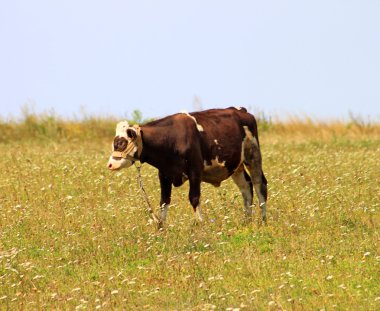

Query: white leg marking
left=232, top=168, right=253, bottom=221
left=195, top=205, right=203, bottom=222
left=160, top=203, right=169, bottom=223
left=245, top=202, right=254, bottom=220
left=254, top=184, right=267, bottom=220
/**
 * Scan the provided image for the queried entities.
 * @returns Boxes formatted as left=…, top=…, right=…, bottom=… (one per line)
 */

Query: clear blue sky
left=0, top=0, right=379, bottom=120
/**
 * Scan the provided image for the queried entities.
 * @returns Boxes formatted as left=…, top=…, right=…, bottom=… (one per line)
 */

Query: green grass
left=0, top=128, right=379, bottom=310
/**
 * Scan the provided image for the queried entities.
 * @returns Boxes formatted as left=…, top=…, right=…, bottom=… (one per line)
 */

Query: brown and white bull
left=107, top=107, right=268, bottom=227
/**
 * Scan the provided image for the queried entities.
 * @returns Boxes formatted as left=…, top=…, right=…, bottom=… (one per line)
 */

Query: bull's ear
left=127, top=128, right=137, bottom=139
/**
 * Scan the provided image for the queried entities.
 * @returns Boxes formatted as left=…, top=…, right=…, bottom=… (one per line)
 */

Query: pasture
left=0, top=116, right=379, bottom=310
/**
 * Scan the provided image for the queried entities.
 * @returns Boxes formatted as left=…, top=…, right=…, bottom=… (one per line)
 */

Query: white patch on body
left=243, top=126, right=254, bottom=141
left=243, top=126, right=259, bottom=149
left=203, top=157, right=226, bottom=169
left=181, top=112, right=204, bottom=132
left=202, top=157, right=228, bottom=186
left=240, top=125, right=259, bottom=168
left=234, top=136, right=246, bottom=173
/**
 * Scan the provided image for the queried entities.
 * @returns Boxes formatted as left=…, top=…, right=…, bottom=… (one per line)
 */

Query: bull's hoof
left=157, top=220, right=164, bottom=230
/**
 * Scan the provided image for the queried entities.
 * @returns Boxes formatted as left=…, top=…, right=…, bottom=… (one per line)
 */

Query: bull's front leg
left=158, top=171, right=172, bottom=228
left=188, top=171, right=203, bottom=222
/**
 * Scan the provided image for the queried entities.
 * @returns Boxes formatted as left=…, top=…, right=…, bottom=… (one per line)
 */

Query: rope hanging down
left=134, top=164, right=159, bottom=224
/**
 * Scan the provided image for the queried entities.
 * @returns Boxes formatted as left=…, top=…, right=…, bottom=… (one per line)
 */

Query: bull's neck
left=139, top=126, right=170, bottom=170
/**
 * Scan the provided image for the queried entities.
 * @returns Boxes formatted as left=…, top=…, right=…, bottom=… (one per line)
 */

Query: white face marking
left=107, top=155, right=133, bottom=170
left=214, top=139, right=219, bottom=145
left=235, top=106, right=243, bottom=110
left=115, top=121, right=130, bottom=138
left=114, top=123, right=139, bottom=153
left=182, top=112, right=204, bottom=132
left=108, top=122, right=139, bottom=170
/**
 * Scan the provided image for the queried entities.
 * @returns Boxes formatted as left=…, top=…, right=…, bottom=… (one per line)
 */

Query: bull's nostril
left=108, top=163, right=112, bottom=169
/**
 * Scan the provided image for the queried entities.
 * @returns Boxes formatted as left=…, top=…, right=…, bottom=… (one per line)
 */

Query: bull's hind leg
left=243, top=128, right=268, bottom=222
left=253, top=175, right=268, bottom=222
left=232, top=165, right=253, bottom=222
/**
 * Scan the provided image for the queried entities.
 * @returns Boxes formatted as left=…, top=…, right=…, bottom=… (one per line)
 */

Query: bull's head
left=107, top=121, right=142, bottom=170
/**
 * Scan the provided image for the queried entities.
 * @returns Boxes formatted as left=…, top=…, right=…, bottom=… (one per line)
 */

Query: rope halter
left=111, top=125, right=143, bottom=161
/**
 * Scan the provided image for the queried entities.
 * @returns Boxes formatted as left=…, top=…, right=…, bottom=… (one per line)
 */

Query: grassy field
left=0, top=117, right=379, bottom=310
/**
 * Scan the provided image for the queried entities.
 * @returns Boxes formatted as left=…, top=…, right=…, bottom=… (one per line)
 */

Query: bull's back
left=190, top=107, right=256, bottom=135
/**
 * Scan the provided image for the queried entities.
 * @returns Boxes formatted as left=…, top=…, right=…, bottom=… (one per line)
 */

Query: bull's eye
left=113, top=137, right=128, bottom=151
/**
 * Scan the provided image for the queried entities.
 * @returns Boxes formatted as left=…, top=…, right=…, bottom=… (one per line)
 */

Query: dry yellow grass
left=0, top=117, right=379, bottom=309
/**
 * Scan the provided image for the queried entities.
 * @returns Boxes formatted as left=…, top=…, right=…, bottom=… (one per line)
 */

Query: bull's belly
left=175, top=158, right=238, bottom=187
left=201, top=162, right=231, bottom=187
